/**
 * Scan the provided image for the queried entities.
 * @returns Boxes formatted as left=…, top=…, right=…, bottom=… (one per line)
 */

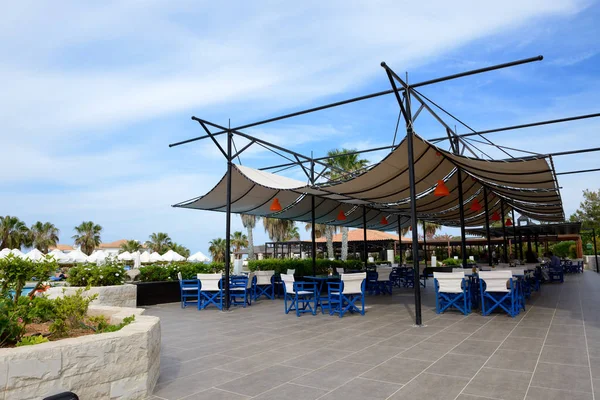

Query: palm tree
left=72, top=221, right=102, bottom=255
left=0, top=216, right=30, bottom=250
left=169, top=242, right=190, bottom=258
left=230, top=231, right=248, bottom=259
left=325, top=149, right=369, bottom=260
left=208, top=238, right=227, bottom=262
left=145, top=232, right=172, bottom=254
left=262, top=218, right=294, bottom=242
left=283, top=224, right=300, bottom=241
left=30, top=221, right=59, bottom=253
left=120, top=239, right=142, bottom=253
left=402, top=221, right=441, bottom=238
left=240, top=214, right=258, bottom=260
left=324, top=225, right=339, bottom=259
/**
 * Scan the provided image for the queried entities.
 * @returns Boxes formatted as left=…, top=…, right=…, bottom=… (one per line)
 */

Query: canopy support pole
left=224, top=127, right=232, bottom=310
left=511, top=209, right=518, bottom=262
left=484, top=187, right=493, bottom=266
left=501, top=200, right=508, bottom=263
left=398, top=215, right=403, bottom=265
left=310, top=160, right=317, bottom=276
left=593, top=228, right=599, bottom=273
left=454, top=137, right=468, bottom=269
left=363, top=206, right=368, bottom=269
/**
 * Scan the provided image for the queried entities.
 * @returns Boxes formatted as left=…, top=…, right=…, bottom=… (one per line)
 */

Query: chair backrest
left=341, top=273, right=366, bottom=294
left=246, top=272, right=255, bottom=289
left=255, top=270, right=274, bottom=285
left=511, top=269, right=525, bottom=276
left=479, top=270, right=512, bottom=292
left=280, top=273, right=295, bottom=293
left=376, top=267, right=393, bottom=281
left=286, top=269, right=295, bottom=275
left=480, top=266, right=492, bottom=271
left=452, top=268, right=463, bottom=273
left=433, top=272, right=464, bottom=293
left=177, top=271, right=183, bottom=281
left=336, top=268, right=344, bottom=274
left=197, top=273, right=222, bottom=291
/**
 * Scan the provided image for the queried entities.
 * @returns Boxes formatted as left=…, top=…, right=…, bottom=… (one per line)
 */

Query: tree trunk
left=325, top=229, right=334, bottom=259
left=341, top=227, right=349, bottom=260
left=247, top=226, right=255, bottom=261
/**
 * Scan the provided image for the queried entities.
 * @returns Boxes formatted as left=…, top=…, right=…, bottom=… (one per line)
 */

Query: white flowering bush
left=66, top=260, right=126, bottom=286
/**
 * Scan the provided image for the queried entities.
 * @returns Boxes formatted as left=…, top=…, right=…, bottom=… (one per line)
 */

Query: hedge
left=137, top=262, right=225, bottom=282
left=247, top=259, right=366, bottom=276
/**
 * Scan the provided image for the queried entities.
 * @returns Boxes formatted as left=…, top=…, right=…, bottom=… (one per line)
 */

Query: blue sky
left=2, top=1, right=599, bottom=256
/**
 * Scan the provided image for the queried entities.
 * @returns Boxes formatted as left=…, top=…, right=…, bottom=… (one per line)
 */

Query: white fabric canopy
left=162, top=250, right=185, bottom=262
left=117, top=251, right=133, bottom=261
left=69, top=249, right=89, bottom=263
left=89, top=250, right=109, bottom=265
left=149, top=252, right=163, bottom=262
left=49, top=249, right=72, bottom=264
left=188, top=251, right=210, bottom=262
left=25, top=248, right=46, bottom=261
left=0, top=248, right=12, bottom=259
left=140, top=251, right=151, bottom=263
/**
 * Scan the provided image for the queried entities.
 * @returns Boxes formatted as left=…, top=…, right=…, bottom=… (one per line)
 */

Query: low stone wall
left=0, top=306, right=160, bottom=400
left=47, top=284, right=137, bottom=308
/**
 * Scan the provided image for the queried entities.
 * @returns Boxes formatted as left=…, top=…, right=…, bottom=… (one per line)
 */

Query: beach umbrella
left=188, top=251, right=210, bottom=262
left=49, top=249, right=72, bottom=264
left=0, top=248, right=11, bottom=259
left=117, top=251, right=133, bottom=261
left=132, top=251, right=141, bottom=269
left=25, top=248, right=46, bottom=261
left=10, top=249, right=25, bottom=259
left=89, top=250, right=109, bottom=265
left=140, top=251, right=151, bottom=263
left=149, top=252, right=163, bottom=262
left=162, top=249, right=185, bottom=262
left=69, top=248, right=89, bottom=263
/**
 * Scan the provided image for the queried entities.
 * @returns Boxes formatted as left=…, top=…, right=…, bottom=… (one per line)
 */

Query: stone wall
left=47, top=284, right=137, bottom=308
left=0, top=306, right=160, bottom=400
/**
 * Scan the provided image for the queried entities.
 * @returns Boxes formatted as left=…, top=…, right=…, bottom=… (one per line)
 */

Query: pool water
left=7, top=286, right=36, bottom=298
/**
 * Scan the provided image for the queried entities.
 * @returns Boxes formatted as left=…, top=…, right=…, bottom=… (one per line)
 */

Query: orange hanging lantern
left=435, top=151, right=442, bottom=157
left=270, top=198, right=282, bottom=212
left=470, top=199, right=482, bottom=212
left=336, top=210, right=347, bottom=221
left=505, top=218, right=513, bottom=227
left=491, top=211, right=501, bottom=221
left=380, top=216, right=388, bottom=225
left=433, top=180, right=450, bottom=196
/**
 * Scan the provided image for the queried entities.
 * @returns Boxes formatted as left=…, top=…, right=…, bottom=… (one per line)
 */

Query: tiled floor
left=144, top=271, right=600, bottom=400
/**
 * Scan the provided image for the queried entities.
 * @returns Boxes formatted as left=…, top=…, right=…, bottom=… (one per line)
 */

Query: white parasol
left=161, top=249, right=185, bottom=262
left=117, top=251, right=133, bottom=261
left=188, top=251, right=210, bottom=262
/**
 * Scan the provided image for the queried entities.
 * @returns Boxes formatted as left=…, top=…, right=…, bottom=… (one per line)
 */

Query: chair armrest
left=294, top=282, right=316, bottom=292
left=327, top=282, right=342, bottom=294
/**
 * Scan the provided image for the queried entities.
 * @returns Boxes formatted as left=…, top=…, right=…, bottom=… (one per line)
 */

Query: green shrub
left=441, top=258, right=461, bottom=266
left=87, top=314, right=135, bottom=333
left=138, top=262, right=225, bottom=282
left=0, top=298, right=26, bottom=346
left=16, top=335, right=49, bottom=347
left=0, top=255, right=56, bottom=303
left=16, top=296, right=56, bottom=324
left=67, top=261, right=126, bottom=287
left=247, top=259, right=364, bottom=276
left=49, top=289, right=97, bottom=338
left=551, top=241, right=576, bottom=258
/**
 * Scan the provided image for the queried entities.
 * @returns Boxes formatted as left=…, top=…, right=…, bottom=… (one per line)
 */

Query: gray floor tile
left=525, top=386, right=593, bottom=400
left=181, top=388, right=250, bottom=399
left=426, top=353, right=488, bottom=379
left=158, top=354, right=240, bottom=384
left=292, top=361, right=372, bottom=390
left=281, top=349, right=354, bottom=370
left=320, top=377, right=401, bottom=400
left=422, top=332, right=467, bottom=346
left=549, top=324, right=586, bottom=336
left=398, top=341, right=457, bottom=362
left=590, top=357, right=600, bottom=378
left=153, top=368, right=245, bottom=399
left=361, top=357, right=432, bottom=384
left=485, top=349, right=539, bottom=372
left=388, top=372, right=469, bottom=399
left=217, top=350, right=296, bottom=374
left=470, top=325, right=515, bottom=341
left=500, top=336, right=545, bottom=353
left=216, top=365, right=306, bottom=397
left=463, top=367, right=532, bottom=400
left=342, top=344, right=404, bottom=365
left=510, top=326, right=549, bottom=339
left=531, top=362, right=593, bottom=393
left=544, top=332, right=588, bottom=348
left=451, top=339, right=501, bottom=357
left=377, top=333, right=427, bottom=348
left=446, top=323, right=485, bottom=334
left=252, top=383, right=328, bottom=400
left=540, top=345, right=590, bottom=366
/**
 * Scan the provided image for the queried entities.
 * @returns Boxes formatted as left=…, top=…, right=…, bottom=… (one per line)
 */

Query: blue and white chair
left=376, top=266, right=393, bottom=295
left=177, top=272, right=201, bottom=309
left=511, top=269, right=526, bottom=312
left=433, top=271, right=470, bottom=315
left=479, top=271, right=518, bottom=317
left=327, top=273, right=366, bottom=318
left=230, top=273, right=255, bottom=307
left=336, top=267, right=345, bottom=275
left=254, top=270, right=275, bottom=300
left=281, top=273, right=317, bottom=317
left=198, top=273, right=224, bottom=310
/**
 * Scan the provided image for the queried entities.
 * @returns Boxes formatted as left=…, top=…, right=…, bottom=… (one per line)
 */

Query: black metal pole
left=484, top=187, right=493, bottom=266
left=224, top=128, right=232, bottom=310
left=457, top=167, right=468, bottom=268
left=363, top=206, right=368, bottom=269
left=422, top=221, right=428, bottom=268
left=398, top=215, right=403, bottom=265
left=593, top=228, right=599, bottom=273
left=310, top=161, right=317, bottom=276
left=501, top=200, right=508, bottom=263
left=511, top=209, right=518, bottom=261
